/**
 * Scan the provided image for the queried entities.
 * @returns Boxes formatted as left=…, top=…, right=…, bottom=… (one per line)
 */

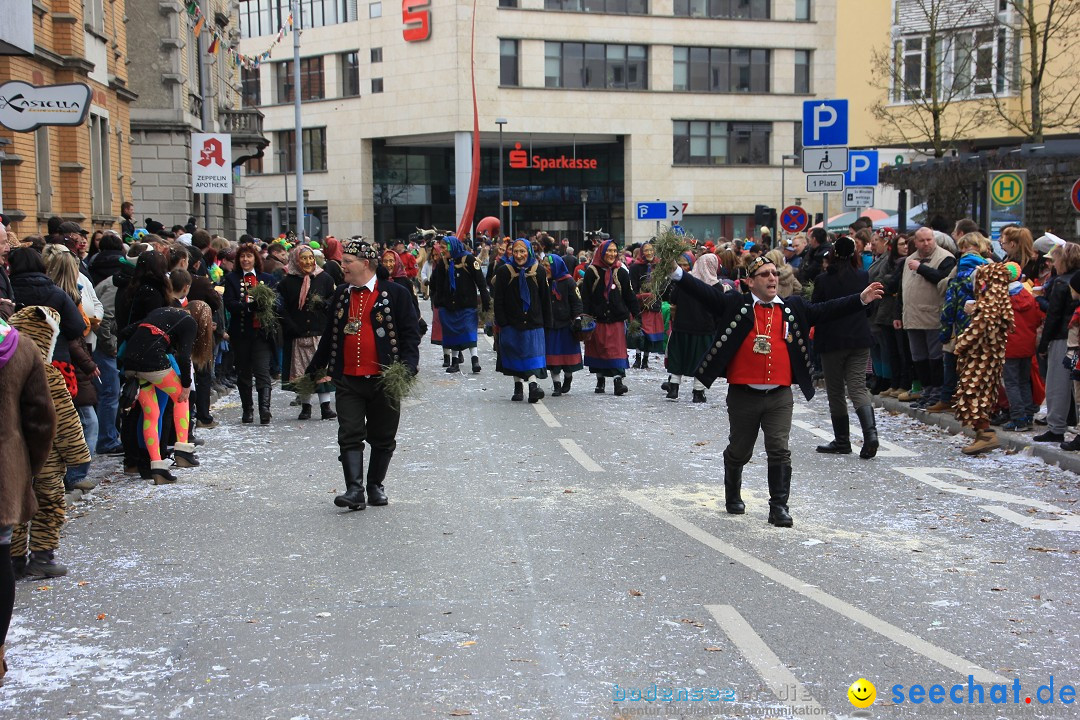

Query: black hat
left=59, top=221, right=83, bottom=236
left=832, top=236, right=856, bottom=258
left=145, top=218, right=166, bottom=236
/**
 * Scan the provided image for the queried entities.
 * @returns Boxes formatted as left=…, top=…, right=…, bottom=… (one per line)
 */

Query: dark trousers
left=334, top=375, right=401, bottom=453
left=234, top=335, right=274, bottom=394
left=194, top=366, right=213, bottom=419
left=821, top=347, right=872, bottom=415
left=723, top=384, right=794, bottom=467
left=879, top=325, right=911, bottom=389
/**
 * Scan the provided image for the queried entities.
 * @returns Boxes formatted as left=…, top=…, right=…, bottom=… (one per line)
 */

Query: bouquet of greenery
left=379, top=361, right=418, bottom=408
left=641, top=226, right=692, bottom=301
left=248, top=282, right=280, bottom=335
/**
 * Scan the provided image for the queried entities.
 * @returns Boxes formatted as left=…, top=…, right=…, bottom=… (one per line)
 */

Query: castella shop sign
left=0, top=81, right=92, bottom=132
left=509, top=143, right=599, bottom=172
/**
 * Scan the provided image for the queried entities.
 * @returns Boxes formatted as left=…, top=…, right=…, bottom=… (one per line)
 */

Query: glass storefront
left=373, top=139, right=625, bottom=248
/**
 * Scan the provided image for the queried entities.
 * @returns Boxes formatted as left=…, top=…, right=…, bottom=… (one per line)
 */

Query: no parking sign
left=1071, top=178, right=1080, bottom=213
left=780, top=206, right=809, bottom=233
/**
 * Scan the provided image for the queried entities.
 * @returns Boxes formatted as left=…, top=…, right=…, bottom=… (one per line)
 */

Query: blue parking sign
left=802, top=100, right=848, bottom=147
left=846, top=151, right=879, bottom=187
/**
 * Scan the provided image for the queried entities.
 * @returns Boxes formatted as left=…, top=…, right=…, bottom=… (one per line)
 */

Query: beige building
left=0, top=0, right=135, bottom=237
left=239, top=0, right=836, bottom=245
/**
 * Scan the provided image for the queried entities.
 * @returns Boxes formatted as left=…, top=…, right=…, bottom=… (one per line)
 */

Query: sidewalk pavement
left=874, top=395, right=1080, bottom=476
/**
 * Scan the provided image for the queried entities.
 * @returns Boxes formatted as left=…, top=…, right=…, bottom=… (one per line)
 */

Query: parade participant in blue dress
left=670, top=255, right=883, bottom=527
left=628, top=241, right=665, bottom=369
left=492, top=239, right=553, bottom=403
left=541, top=253, right=583, bottom=397
left=581, top=239, right=640, bottom=396
left=663, top=252, right=722, bottom=403
left=429, top=235, right=489, bottom=374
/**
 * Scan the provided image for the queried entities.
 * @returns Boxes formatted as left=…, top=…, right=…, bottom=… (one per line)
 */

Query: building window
left=241, top=66, right=261, bottom=106
left=794, top=0, right=809, bottom=21
left=545, top=42, right=647, bottom=89
left=544, top=0, right=646, bottom=13
left=673, top=120, right=771, bottom=165
left=89, top=114, right=112, bottom=216
left=500, top=39, right=519, bottom=86
left=84, top=0, right=105, bottom=33
left=247, top=155, right=264, bottom=175
left=372, top=77, right=384, bottom=93
left=673, top=0, right=768, bottom=19
left=341, top=51, right=360, bottom=96
left=240, top=0, right=357, bottom=38
left=794, top=49, right=811, bottom=93
left=793, top=120, right=802, bottom=157
left=278, top=128, right=327, bottom=172
left=369, top=1, right=381, bottom=17
left=371, top=47, right=382, bottom=62
left=35, top=127, right=52, bottom=213
left=499, top=0, right=519, bottom=6
left=673, top=47, right=769, bottom=93
left=893, top=26, right=1013, bottom=102
left=276, top=56, right=325, bottom=102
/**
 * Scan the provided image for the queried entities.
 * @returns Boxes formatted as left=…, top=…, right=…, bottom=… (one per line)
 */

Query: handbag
left=120, top=374, right=140, bottom=412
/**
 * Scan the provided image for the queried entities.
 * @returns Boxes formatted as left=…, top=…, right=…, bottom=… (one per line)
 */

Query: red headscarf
left=591, top=239, right=622, bottom=299
left=382, top=249, right=408, bottom=279
left=322, top=236, right=343, bottom=263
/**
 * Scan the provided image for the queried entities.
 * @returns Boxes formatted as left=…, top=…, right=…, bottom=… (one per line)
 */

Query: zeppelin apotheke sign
left=0, top=81, right=92, bottom=132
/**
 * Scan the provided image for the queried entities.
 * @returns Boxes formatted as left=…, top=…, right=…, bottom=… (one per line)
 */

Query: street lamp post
left=496, top=118, right=507, bottom=237
left=580, top=188, right=588, bottom=244
left=780, top=153, right=799, bottom=235
left=278, top=149, right=289, bottom=233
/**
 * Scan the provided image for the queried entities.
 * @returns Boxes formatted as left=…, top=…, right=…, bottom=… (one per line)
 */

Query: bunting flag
left=178, top=0, right=295, bottom=69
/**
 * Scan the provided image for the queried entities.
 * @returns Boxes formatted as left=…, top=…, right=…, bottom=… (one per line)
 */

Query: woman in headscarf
left=580, top=239, right=639, bottom=396
left=429, top=235, right=489, bottom=374
left=542, top=253, right=582, bottom=397
left=278, top=245, right=338, bottom=420
left=492, top=239, right=552, bottom=402
left=382, top=248, right=427, bottom=336
left=627, top=241, right=665, bottom=369
left=663, top=252, right=721, bottom=402
left=320, top=236, right=345, bottom=286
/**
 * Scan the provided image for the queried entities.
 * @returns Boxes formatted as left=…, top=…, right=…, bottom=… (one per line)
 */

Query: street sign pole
left=823, top=193, right=828, bottom=236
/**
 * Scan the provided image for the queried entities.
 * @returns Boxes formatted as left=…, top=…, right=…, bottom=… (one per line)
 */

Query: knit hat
left=1003, top=261, right=1021, bottom=283
left=342, top=236, right=377, bottom=259
left=832, top=236, right=856, bottom=257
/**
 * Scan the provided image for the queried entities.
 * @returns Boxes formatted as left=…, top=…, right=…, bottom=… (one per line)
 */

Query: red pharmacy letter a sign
left=402, top=0, right=431, bottom=42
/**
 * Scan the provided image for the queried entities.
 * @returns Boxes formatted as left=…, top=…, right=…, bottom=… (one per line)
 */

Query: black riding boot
left=334, top=450, right=366, bottom=510
left=767, top=464, right=793, bottom=527
left=816, top=414, right=852, bottom=453
left=724, top=462, right=745, bottom=514
left=240, top=384, right=254, bottom=424
left=366, top=449, right=392, bottom=506
left=855, top=405, right=879, bottom=459
left=258, top=387, right=272, bottom=424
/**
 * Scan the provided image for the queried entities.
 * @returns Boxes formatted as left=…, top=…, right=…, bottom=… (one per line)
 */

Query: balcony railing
left=219, top=107, right=264, bottom=137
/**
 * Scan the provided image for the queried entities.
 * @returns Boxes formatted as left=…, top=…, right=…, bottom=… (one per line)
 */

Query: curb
left=873, top=396, right=1080, bottom=476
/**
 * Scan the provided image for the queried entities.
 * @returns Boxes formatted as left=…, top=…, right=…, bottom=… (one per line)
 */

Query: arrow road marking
left=620, top=489, right=1008, bottom=684
left=895, top=467, right=1080, bottom=532
left=706, top=605, right=825, bottom=716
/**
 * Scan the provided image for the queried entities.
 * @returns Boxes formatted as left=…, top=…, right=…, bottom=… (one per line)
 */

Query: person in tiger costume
left=7, top=306, right=91, bottom=579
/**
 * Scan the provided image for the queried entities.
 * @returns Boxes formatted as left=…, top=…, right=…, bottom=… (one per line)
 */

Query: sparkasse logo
left=508, top=143, right=598, bottom=172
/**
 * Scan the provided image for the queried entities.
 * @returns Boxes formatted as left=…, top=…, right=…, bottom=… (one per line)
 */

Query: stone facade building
left=127, top=0, right=268, bottom=239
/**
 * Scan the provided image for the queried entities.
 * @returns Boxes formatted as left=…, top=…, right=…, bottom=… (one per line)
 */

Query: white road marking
left=620, top=490, right=1008, bottom=684
left=705, top=605, right=825, bottom=715
left=792, top=419, right=919, bottom=458
left=533, top=400, right=562, bottom=428
left=895, top=467, right=1079, bottom=533
left=559, top=438, right=604, bottom=472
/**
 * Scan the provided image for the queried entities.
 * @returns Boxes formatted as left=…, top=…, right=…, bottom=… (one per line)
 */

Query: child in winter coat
left=1002, top=262, right=1045, bottom=432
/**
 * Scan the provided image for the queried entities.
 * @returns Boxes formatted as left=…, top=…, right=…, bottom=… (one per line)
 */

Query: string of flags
left=180, top=0, right=295, bottom=70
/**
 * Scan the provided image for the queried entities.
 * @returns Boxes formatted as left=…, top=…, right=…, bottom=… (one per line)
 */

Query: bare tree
left=991, top=0, right=1080, bottom=142
left=869, top=0, right=993, bottom=158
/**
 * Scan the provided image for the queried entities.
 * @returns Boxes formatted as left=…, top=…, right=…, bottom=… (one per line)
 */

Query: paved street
left=3, top=305, right=1078, bottom=720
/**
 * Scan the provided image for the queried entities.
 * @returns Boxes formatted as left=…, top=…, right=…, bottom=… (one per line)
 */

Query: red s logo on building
left=198, top=138, right=225, bottom=167
left=402, top=0, right=431, bottom=42
left=508, top=142, right=529, bottom=169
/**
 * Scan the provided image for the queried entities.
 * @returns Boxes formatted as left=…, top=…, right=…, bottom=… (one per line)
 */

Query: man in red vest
left=671, top=256, right=883, bottom=527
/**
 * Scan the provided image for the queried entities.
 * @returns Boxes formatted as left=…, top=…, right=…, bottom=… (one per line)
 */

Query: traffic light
left=754, top=204, right=777, bottom=240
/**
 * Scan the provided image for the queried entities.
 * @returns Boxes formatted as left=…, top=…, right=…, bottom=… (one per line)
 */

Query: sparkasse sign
left=0, top=81, right=92, bottom=132
left=508, top=143, right=598, bottom=172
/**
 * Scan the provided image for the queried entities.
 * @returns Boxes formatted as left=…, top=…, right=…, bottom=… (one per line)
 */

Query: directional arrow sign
left=635, top=201, right=684, bottom=221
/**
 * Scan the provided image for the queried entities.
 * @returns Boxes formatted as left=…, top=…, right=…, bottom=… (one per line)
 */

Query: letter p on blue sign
left=846, top=151, right=879, bottom=187
left=802, top=99, right=848, bottom=147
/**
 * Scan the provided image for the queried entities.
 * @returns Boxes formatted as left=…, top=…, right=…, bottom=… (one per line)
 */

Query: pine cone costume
left=953, top=263, right=1015, bottom=429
